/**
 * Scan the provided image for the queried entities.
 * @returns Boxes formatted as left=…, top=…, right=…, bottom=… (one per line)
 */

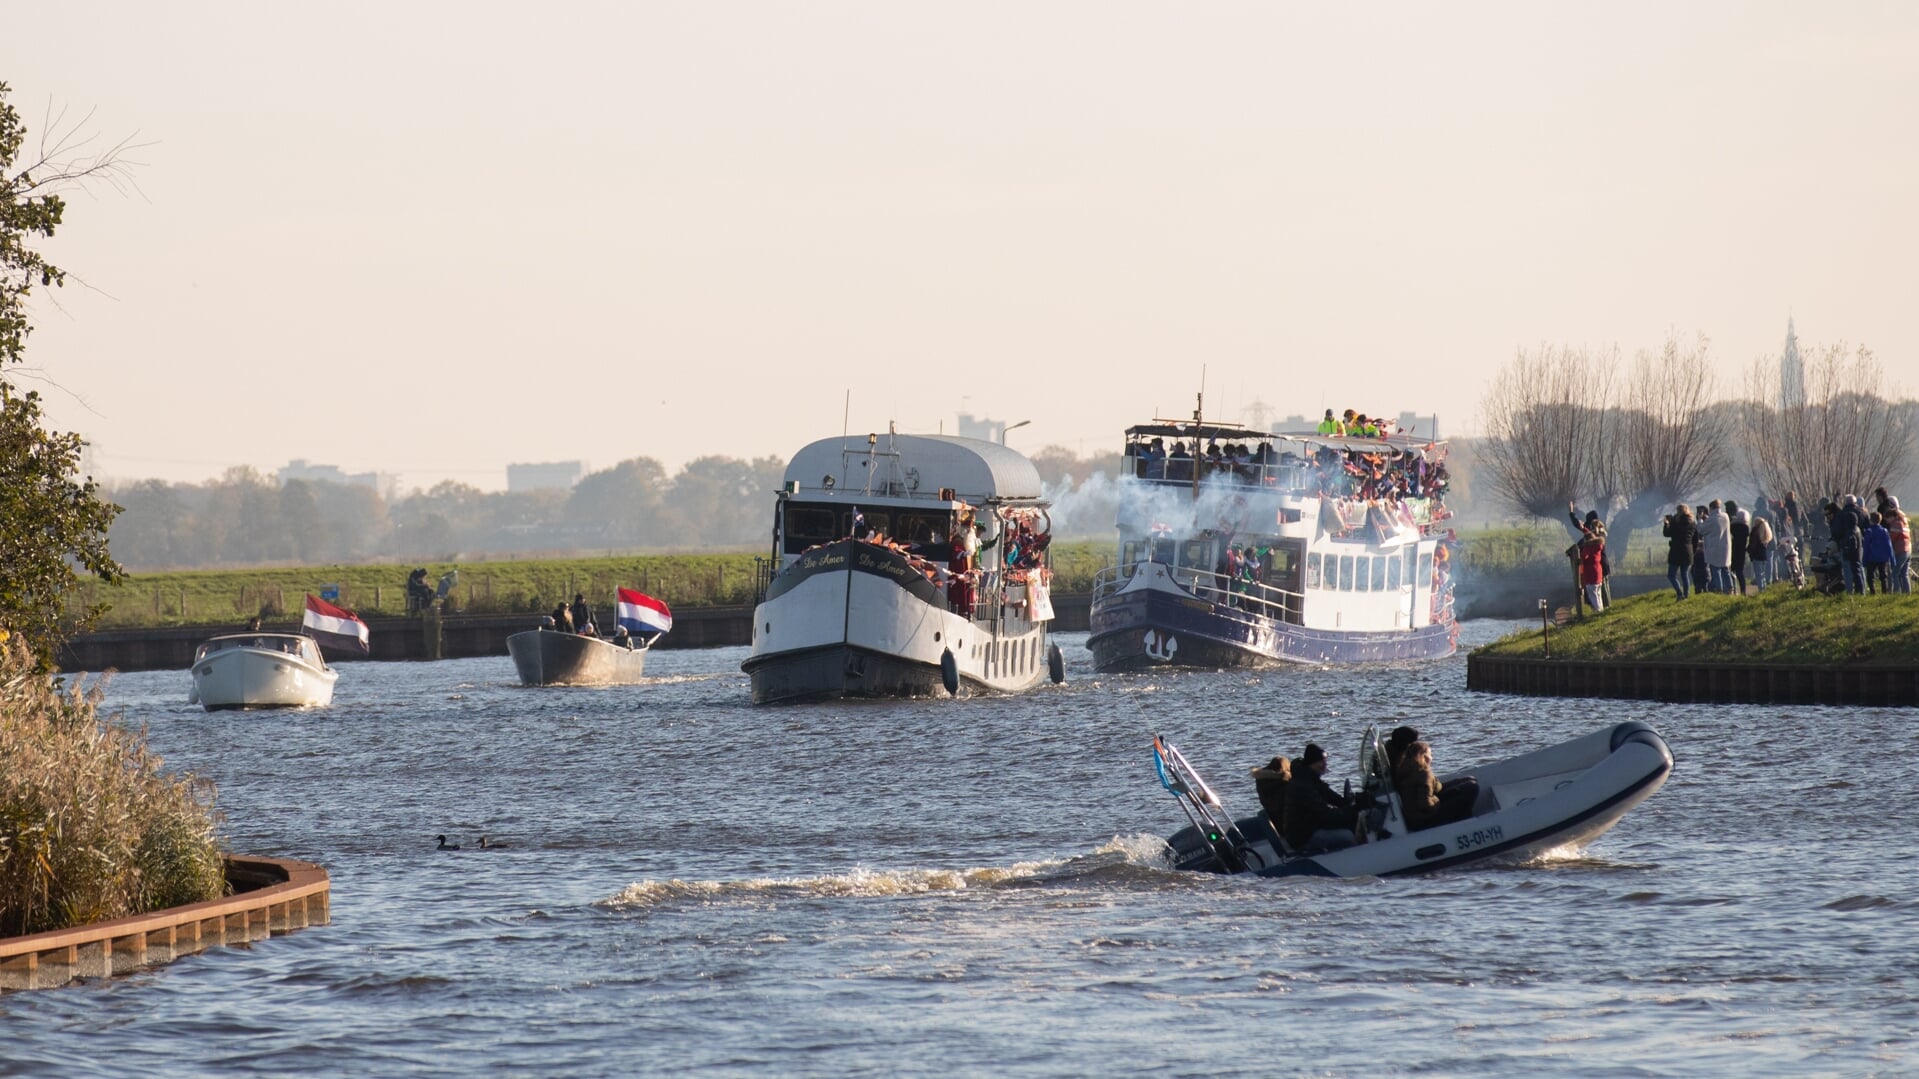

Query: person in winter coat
left=1663, top=504, right=1698, bottom=599
left=1575, top=527, right=1607, bottom=613
left=1727, top=501, right=1751, bottom=596
left=1283, top=743, right=1356, bottom=852
left=1863, top=513, right=1894, bottom=594
left=1830, top=495, right=1868, bottom=594
left=1691, top=506, right=1710, bottom=593
left=1393, top=740, right=1480, bottom=832
left=1250, top=756, right=1290, bottom=836
left=1569, top=504, right=1612, bottom=606
left=1882, top=495, right=1911, bottom=594
left=1702, top=501, right=1734, bottom=593
left=1748, top=510, right=1774, bottom=590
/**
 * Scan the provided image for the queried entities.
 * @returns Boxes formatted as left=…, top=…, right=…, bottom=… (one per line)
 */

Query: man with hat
left=1283, top=742, right=1358, bottom=852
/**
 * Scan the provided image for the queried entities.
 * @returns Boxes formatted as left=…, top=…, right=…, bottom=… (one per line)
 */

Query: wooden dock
left=0, top=855, right=330, bottom=992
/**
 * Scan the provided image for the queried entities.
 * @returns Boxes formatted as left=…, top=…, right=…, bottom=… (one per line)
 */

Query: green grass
left=66, top=541, right=1118, bottom=630
left=1474, top=587, right=1919, bottom=665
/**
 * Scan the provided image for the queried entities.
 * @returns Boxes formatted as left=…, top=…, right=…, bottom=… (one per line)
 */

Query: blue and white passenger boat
left=743, top=431, right=1062, bottom=704
left=1087, top=412, right=1459, bottom=671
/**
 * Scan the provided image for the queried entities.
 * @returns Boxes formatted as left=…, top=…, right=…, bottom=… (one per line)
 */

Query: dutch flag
left=616, top=588, right=673, bottom=636
left=302, top=593, right=370, bottom=656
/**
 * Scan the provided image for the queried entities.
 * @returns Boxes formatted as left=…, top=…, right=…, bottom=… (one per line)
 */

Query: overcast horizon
left=10, top=3, right=1916, bottom=493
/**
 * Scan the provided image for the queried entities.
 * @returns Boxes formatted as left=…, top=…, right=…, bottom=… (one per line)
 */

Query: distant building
left=278, top=458, right=387, bottom=491
left=507, top=460, right=584, bottom=492
left=956, top=413, right=1007, bottom=443
left=1780, top=318, right=1806, bottom=409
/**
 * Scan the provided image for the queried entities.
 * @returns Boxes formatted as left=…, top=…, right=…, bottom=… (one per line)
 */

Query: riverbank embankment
left=1468, top=588, right=1919, bottom=706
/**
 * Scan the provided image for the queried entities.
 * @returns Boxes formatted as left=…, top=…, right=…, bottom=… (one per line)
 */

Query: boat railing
left=1092, top=563, right=1305, bottom=624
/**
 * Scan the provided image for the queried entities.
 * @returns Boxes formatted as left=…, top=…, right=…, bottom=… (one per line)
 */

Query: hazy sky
left=9, top=3, right=1916, bottom=492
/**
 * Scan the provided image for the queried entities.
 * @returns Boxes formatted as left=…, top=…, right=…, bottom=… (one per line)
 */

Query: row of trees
left=1479, top=331, right=1919, bottom=556
left=108, top=456, right=786, bottom=569
left=104, top=443, right=1131, bottom=570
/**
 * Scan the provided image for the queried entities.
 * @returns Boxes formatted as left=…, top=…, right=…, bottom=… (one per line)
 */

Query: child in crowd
left=1862, top=512, right=1894, bottom=595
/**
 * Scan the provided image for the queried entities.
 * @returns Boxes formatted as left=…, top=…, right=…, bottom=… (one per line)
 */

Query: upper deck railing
left=1092, top=563, right=1305, bottom=625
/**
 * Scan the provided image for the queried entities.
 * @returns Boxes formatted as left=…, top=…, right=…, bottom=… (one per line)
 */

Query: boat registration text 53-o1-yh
left=742, top=430, right=1063, bottom=704
left=1088, top=409, right=1459, bottom=671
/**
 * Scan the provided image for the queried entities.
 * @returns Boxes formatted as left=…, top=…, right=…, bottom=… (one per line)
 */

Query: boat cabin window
left=1417, top=550, right=1435, bottom=588
left=1306, top=552, right=1322, bottom=589
left=1371, top=556, right=1387, bottom=592
left=1180, top=540, right=1212, bottom=571
left=894, top=512, right=954, bottom=559
left=1388, top=552, right=1403, bottom=591
left=1338, top=554, right=1355, bottom=591
left=783, top=506, right=839, bottom=553
left=1355, top=555, right=1372, bottom=592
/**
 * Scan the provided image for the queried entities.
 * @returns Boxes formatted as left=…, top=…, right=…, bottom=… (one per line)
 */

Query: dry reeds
left=0, top=636, right=227, bottom=938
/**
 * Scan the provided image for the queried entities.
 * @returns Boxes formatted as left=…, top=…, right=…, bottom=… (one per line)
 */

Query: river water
left=3, top=623, right=1915, bottom=1077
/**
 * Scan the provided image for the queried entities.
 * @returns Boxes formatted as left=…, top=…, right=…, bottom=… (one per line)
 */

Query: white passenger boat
left=742, top=432, right=1063, bottom=704
left=1088, top=410, right=1459, bottom=670
left=1154, top=722, right=1674, bottom=878
left=188, top=633, right=339, bottom=711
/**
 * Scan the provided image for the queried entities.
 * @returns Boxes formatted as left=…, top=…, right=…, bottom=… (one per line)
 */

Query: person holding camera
left=1663, top=504, right=1698, bottom=599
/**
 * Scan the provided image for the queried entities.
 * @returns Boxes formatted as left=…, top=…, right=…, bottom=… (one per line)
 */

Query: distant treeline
left=104, top=446, right=1124, bottom=571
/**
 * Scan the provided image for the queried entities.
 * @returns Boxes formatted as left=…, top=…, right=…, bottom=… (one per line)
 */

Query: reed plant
left=0, top=637, right=226, bottom=937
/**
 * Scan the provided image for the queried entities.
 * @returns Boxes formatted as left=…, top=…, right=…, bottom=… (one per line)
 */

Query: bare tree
left=1478, top=332, right=1731, bottom=559
left=1478, top=344, right=1615, bottom=525
left=1608, top=333, right=1732, bottom=543
left=1740, top=342, right=1918, bottom=502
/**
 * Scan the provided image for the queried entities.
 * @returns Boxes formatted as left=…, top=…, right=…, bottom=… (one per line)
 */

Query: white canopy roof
left=783, top=433, right=1044, bottom=502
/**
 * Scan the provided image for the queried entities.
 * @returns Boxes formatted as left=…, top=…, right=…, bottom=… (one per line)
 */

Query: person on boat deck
left=1140, top=437, right=1166, bottom=479
left=1385, top=725, right=1421, bottom=773
left=550, top=603, right=573, bottom=633
left=1283, top=743, right=1358, bottom=852
left=1394, top=740, right=1480, bottom=832
left=570, top=593, right=593, bottom=636
left=1250, top=755, right=1291, bottom=836
left=1317, top=409, right=1339, bottom=435
left=611, top=625, right=632, bottom=649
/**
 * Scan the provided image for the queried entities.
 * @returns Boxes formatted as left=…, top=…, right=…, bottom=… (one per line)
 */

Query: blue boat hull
left=1088, top=586, right=1455, bottom=670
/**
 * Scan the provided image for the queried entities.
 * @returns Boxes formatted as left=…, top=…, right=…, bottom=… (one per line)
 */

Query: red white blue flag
left=616, top=588, right=673, bottom=635
left=302, top=593, right=370, bottom=655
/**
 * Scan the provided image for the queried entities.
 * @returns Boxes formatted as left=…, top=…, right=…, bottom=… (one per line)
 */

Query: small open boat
left=1155, top=721, right=1673, bottom=878
left=507, top=629, right=655, bottom=686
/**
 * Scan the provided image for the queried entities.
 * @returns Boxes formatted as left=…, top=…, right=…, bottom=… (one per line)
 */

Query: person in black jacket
left=1830, top=495, right=1868, bottom=594
left=1690, top=505, right=1710, bottom=594
left=1727, top=501, right=1751, bottom=596
left=1250, top=756, right=1290, bottom=839
left=1283, top=743, right=1356, bottom=852
left=1663, top=504, right=1697, bottom=599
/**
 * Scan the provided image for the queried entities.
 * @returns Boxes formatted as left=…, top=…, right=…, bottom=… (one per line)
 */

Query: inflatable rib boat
left=1156, top=722, right=1673, bottom=878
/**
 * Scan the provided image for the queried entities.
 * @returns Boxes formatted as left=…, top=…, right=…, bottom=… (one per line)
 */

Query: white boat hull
left=190, top=646, right=338, bottom=711
left=1164, top=722, right=1673, bottom=878
left=744, top=541, right=1052, bottom=704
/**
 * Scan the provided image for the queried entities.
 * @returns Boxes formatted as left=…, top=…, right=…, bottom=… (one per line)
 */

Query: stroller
left=1808, top=544, right=1845, bottom=595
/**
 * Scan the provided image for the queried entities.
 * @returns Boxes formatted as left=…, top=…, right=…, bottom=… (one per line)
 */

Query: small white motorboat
left=1155, top=721, right=1673, bottom=878
left=188, top=633, right=339, bottom=711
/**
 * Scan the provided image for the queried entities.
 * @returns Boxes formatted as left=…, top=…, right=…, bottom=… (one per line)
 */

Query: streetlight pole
left=1001, top=420, right=1031, bottom=445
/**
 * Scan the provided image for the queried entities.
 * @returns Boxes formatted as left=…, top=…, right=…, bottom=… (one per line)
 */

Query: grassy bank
left=68, top=541, right=1118, bottom=630
left=1, top=639, right=227, bottom=936
left=1475, top=587, right=1919, bottom=666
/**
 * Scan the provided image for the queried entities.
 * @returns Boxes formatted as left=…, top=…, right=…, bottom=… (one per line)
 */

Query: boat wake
left=597, top=836, right=1190, bottom=910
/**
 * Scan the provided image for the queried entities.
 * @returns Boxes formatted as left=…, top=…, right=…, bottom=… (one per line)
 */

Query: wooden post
left=179, top=588, right=187, bottom=619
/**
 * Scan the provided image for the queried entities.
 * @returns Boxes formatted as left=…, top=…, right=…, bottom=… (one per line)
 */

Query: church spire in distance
left=1779, top=317, right=1805, bottom=409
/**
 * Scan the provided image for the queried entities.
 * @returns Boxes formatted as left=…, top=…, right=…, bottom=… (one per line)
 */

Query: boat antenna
left=1191, top=385, right=1204, bottom=503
